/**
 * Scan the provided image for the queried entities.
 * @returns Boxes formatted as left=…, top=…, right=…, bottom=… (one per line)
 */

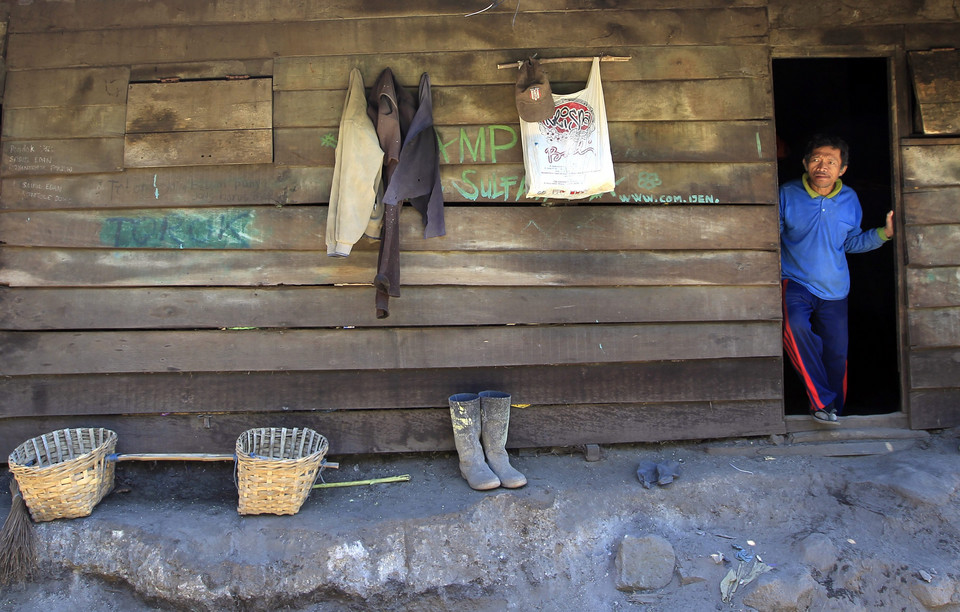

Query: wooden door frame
left=772, top=47, right=910, bottom=431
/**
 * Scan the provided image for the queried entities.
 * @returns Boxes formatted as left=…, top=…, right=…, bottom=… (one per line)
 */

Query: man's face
left=803, top=145, right=847, bottom=195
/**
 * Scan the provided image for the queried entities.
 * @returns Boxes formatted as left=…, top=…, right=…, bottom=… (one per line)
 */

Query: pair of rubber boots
left=448, top=391, right=527, bottom=490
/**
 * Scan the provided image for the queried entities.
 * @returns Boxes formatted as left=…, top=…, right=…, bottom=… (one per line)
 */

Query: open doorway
left=773, top=57, right=900, bottom=417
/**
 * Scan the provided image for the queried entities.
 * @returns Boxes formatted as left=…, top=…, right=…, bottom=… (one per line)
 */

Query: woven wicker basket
left=8, top=427, right=118, bottom=522
left=235, top=427, right=329, bottom=516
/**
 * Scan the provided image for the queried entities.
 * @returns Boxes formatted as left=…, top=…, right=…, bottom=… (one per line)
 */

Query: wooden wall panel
left=902, top=139, right=960, bottom=430
left=273, top=45, right=771, bottom=91
left=123, top=129, right=273, bottom=167
left=0, top=359, right=784, bottom=419
left=903, top=187, right=960, bottom=224
left=6, top=10, right=769, bottom=70
left=2, top=106, right=127, bottom=140
left=909, top=348, right=960, bottom=389
left=905, top=267, right=960, bottom=309
left=125, top=79, right=272, bottom=133
left=908, top=307, right=960, bottom=349
left=905, top=225, right=960, bottom=267
left=1, top=165, right=330, bottom=211
left=909, top=390, right=960, bottom=430
left=909, top=49, right=960, bottom=135
left=0, top=397, right=784, bottom=458
left=442, top=162, right=777, bottom=204
left=0, top=206, right=779, bottom=251
left=1, top=138, right=124, bottom=176
left=0, top=162, right=777, bottom=209
left=129, top=59, right=274, bottom=83
left=1, top=322, right=781, bottom=375
left=0, top=1, right=792, bottom=454
left=8, top=1, right=768, bottom=33
left=902, top=143, right=960, bottom=188
left=275, top=79, right=773, bottom=128
left=769, top=0, right=960, bottom=28
left=0, top=285, right=782, bottom=331
left=0, top=248, right=780, bottom=288
left=3, top=67, right=130, bottom=108
left=277, top=120, right=777, bottom=167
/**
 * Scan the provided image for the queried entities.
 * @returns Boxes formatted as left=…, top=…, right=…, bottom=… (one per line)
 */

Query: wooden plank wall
left=902, top=141, right=960, bottom=429
left=1, top=0, right=785, bottom=457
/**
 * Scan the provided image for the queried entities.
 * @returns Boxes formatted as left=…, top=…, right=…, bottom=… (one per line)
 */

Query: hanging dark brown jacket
left=368, top=69, right=445, bottom=318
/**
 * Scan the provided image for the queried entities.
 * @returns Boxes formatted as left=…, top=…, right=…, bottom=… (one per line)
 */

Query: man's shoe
left=811, top=409, right=840, bottom=425
left=827, top=408, right=839, bottom=421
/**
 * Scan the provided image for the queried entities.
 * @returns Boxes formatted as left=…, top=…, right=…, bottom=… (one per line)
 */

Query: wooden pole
left=497, top=55, right=631, bottom=70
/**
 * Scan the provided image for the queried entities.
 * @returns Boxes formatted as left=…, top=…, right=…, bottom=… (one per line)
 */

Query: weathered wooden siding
left=0, top=1, right=783, bottom=456
left=902, top=140, right=960, bottom=429
left=0, top=0, right=957, bottom=456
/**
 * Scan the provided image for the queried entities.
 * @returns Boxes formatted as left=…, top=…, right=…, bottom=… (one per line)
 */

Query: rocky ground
left=1, top=423, right=959, bottom=611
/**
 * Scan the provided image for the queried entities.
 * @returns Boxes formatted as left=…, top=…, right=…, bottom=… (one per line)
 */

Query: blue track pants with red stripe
left=781, top=279, right=848, bottom=414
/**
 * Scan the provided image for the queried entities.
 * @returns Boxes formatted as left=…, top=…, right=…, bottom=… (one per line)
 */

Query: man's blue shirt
left=779, top=176, right=885, bottom=300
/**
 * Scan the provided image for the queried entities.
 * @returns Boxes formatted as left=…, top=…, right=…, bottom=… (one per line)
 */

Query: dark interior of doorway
left=773, top=57, right=900, bottom=417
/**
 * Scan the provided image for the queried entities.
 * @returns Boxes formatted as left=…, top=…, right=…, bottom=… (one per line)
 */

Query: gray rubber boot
left=479, top=390, right=527, bottom=488
left=448, top=393, right=501, bottom=490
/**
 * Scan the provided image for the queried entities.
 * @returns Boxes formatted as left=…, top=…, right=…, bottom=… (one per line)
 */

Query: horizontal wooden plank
left=0, top=247, right=781, bottom=287
left=275, top=78, right=773, bottom=128
left=909, top=347, right=960, bottom=390
left=903, top=187, right=960, bottom=225
left=276, top=120, right=777, bottom=167
left=0, top=322, right=782, bottom=375
left=915, top=103, right=960, bottom=135
left=906, top=267, right=960, bottom=309
left=768, top=25, right=903, bottom=49
left=1, top=138, right=123, bottom=176
left=1, top=104, right=127, bottom=139
left=1, top=165, right=330, bottom=210
left=129, top=59, right=275, bottom=82
left=0, top=205, right=780, bottom=251
left=0, top=161, right=778, bottom=209
left=0, top=358, right=784, bottom=418
left=125, top=78, right=272, bottom=133
left=908, top=306, right=960, bottom=349
left=6, top=10, right=770, bottom=69
left=274, top=45, right=771, bottom=90
left=123, top=129, right=273, bottom=167
left=2, top=67, right=130, bottom=108
left=904, top=23, right=960, bottom=57
left=0, top=397, right=784, bottom=457
left=909, top=389, right=960, bottom=430
left=902, top=144, right=960, bottom=188
left=8, top=1, right=767, bottom=33
left=0, top=285, right=782, bottom=330
left=443, top=162, right=777, bottom=204
left=905, top=225, right=960, bottom=267
left=769, top=1, right=957, bottom=28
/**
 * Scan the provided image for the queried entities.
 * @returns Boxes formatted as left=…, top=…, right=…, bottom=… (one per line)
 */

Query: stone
left=742, top=566, right=818, bottom=612
left=615, top=534, right=676, bottom=592
left=911, top=576, right=960, bottom=608
left=798, top=533, right=839, bottom=572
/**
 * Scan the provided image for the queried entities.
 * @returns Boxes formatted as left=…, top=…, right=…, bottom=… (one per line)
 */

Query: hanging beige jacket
left=326, top=68, right=384, bottom=257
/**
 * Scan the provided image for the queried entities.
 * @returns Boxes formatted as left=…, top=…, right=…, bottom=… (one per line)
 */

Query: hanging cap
left=514, top=57, right=555, bottom=122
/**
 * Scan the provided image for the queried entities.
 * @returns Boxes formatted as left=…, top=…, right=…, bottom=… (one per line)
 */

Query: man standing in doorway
left=780, top=134, right=895, bottom=424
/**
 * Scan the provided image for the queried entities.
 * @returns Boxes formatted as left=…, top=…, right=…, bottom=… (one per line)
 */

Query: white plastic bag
left=520, top=57, right=616, bottom=199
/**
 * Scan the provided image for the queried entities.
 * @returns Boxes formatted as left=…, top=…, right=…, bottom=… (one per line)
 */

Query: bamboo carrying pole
left=313, top=474, right=411, bottom=489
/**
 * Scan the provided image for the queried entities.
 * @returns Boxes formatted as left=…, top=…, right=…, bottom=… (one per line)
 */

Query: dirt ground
left=1, top=423, right=959, bottom=611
